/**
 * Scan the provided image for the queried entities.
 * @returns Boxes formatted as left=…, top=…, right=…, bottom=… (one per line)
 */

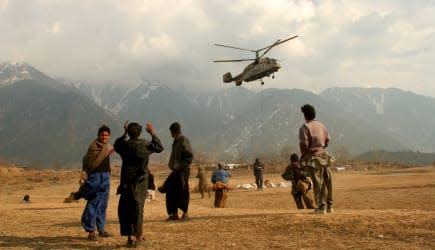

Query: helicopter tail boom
left=223, top=72, right=233, bottom=83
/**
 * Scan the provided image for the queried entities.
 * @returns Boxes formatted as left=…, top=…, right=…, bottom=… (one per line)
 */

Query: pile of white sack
left=235, top=181, right=288, bottom=190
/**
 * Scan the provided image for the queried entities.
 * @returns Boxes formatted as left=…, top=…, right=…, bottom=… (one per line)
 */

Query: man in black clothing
left=114, top=121, right=163, bottom=247
left=253, top=158, right=264, bottom=190
left=160, top=122, right=194, bottom=221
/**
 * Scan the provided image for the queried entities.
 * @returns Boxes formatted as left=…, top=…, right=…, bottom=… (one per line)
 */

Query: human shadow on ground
left=16, top=207, right=77, bottom=211
left=141, top=211, right=309, bottom=224
left=0, top=235, right=126, bottom=249
left=53, top=219, right=119, bottom=228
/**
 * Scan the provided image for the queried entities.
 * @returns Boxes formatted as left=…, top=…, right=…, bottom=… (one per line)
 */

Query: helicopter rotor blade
left=258, top=39, right=281, bottom=59
left=214, top=43, right=256, bottom=52
left=257, top=35, right=299, bottom=52
left=213, top=59, right=256, bottom=63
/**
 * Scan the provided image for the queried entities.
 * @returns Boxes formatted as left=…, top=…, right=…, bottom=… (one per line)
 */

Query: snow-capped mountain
left=73, top=82, right=412, bottom=161
left=0, top=62, right=122, bottom=166
left=1, top=62, right=434, bottom=166
left=218, top=88, right=407, bottom=160
left=181, top=87, right=256, bottom=123
left=321, top=87, right=435, bottom=152
left=72, top=81, right=227, bottom=155
left=0, top=62, right=53, bottom=87
left=65, top=81, right=135, bottom=113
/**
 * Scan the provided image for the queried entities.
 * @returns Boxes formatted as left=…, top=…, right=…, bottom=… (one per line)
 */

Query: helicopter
left=214, top=35, right=298, bottom=86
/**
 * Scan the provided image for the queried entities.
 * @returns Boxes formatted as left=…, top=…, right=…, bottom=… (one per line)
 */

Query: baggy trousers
left=198, top=182, right=209, bottom=198
left=307, top=166, right=333, bottom=209
left=254, top=173, right=263, bottom=190
left=292, top=190, right=315, bottom=209
left=214, top=189, right=228, bottom=208
left=81, top=172, right=110, bottom=233
left=118, top=173, right=148, bottom=237
left=166, top=168, right=190, bottom=215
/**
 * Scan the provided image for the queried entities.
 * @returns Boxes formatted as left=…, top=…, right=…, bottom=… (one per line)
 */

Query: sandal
left=126, top=237, right=134, bottom=248
left=135, top=237, right=148, bottom=247
left=87, top=231, right=97, bottom=241
left=164, top=214, right=179, bottom=221
left=98, top=231, right=112, bottom=237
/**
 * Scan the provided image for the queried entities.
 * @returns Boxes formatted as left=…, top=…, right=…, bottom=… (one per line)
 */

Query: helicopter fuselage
left=244, top=58, right=281, bottom=82
left=231, top=57, right=280, bottom=85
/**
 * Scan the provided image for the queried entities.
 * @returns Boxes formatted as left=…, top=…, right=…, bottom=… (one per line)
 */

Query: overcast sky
left=1, top=0, right=434, bottom=96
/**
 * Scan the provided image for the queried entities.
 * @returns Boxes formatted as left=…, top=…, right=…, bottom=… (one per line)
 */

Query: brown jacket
left=196, top=167, right=208, bottom=187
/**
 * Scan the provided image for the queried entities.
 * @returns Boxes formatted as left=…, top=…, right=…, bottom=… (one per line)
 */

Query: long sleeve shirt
left=211, top=169, right=231, bottom=184
left=168, top=134, right=194, bottom=172
left=114, top=133, right=163, bottom=185
left=299, top=120, right=330, bottom=157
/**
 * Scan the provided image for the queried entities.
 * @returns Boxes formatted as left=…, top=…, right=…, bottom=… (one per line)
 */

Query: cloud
left=120, top=33, right=179, bottom=59
left=0, top=0, right=7, bottom=11
left=51, top=22, right=61, bottom=33
left=0, top=0, right=434, bottom=97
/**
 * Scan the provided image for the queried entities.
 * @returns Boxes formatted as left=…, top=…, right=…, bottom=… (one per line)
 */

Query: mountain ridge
left=0, top=62, right=434, bottom=166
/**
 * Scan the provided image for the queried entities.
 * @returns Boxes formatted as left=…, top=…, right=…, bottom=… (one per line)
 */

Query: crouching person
left=211, top=164, right=231, bottom=208
left=282, top=154, right=314, bottom=209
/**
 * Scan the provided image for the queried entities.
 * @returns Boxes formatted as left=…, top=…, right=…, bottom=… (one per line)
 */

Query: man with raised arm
left=114, top=121, right=163, bottom=247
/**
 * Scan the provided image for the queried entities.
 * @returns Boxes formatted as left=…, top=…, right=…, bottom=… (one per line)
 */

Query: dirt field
left=0, top=165, right=434, bottom=249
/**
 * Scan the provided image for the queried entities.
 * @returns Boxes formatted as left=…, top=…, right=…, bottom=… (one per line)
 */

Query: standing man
left=281, top=153, right=315, bottom=209
left=196, top=166, right=210, bottom=199
left=299, top=104, right=335, bottom=214
left=163, top=122, right=194, bottom=221
left=211, top=163, right=231, bottom=208
left=114, top=121, right=163, bottom=247
left=72, top=125, right=113, bottom=240
left=253, top=158, right=264, bottom=191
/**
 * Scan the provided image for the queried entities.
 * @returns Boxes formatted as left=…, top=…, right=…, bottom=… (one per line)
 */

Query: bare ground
left=0, top=166, right=434, bottom=249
